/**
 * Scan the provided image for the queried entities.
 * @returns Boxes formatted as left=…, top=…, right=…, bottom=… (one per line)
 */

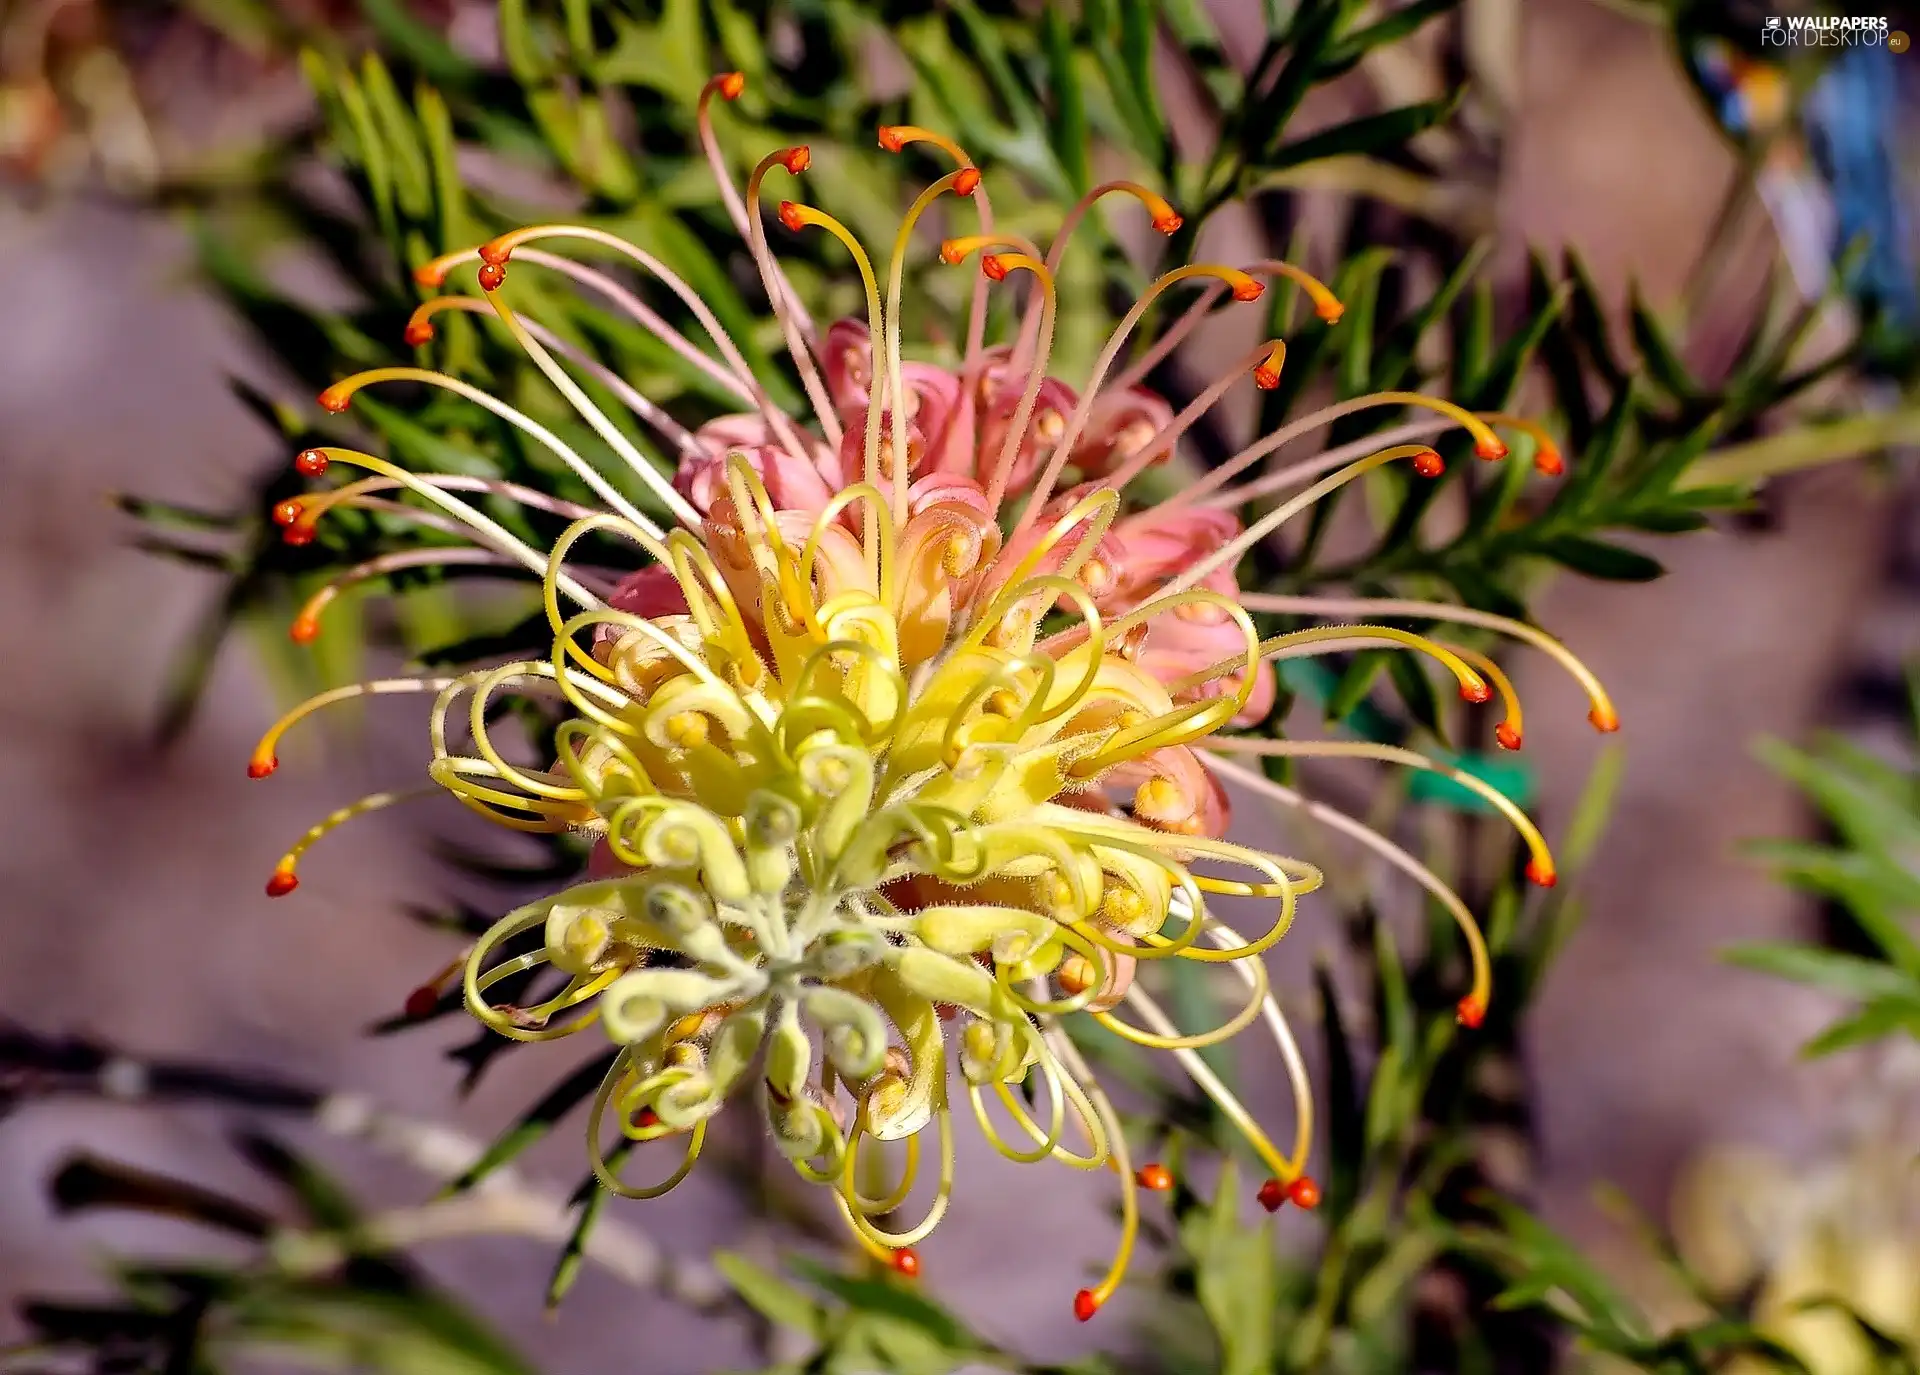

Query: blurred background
left=2, top=1, right=1918, bottom=1372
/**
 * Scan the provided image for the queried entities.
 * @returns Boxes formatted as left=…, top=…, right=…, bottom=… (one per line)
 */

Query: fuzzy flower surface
left=250, top=76, right=1619, bottom=1317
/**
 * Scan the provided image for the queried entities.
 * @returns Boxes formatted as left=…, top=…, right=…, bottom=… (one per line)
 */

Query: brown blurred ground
left=0, top=1, right=1890, bottom=1369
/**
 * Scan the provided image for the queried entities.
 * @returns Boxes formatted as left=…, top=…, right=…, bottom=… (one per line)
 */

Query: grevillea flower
left=248, top=76, right=1620, bottom=1318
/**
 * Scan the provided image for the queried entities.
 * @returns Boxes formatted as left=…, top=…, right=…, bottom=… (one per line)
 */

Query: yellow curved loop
left=464, top=664, right=602, bottom=802
left=541, top=513, right=679, bottom=677
left=780, top=1100, right=854, bottom=1186
left=999, top=579, right=1106, bottom=728
left=1173, top=623, right=1488, bottom=705
left=995, top=924, right=1104, bottom=1015
left=1094, top=943, right=1271, bottom=1049
left=836, top=1099, right=956, bottom=1250
left=431, top=757, right=598, bottom=828
left=801, top=482, right=894, bottom=600
left=586, top=1055, right=710, bottom=1200
left=932, top=649, right=1062, bottom=769
left=461, top=901, right=606, bottom=1042
left=842, top=1116, right=921, bottom=1213
left=967, top=1043, right=1106, bottom=1169
left=998, top=1052, right=1108, bottom=1169
left=665, top=529, right=761, bottom=675
left=1057, top=822, right=1315, bottom=963
left=956, top=488, right=1118, bottom=651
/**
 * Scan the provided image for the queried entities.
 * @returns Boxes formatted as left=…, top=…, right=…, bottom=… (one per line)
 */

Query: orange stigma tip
left=282, top=524, right=316, bottom=547
left=247, top=757, right=277, bottom=779
left=1588, top=706, right=1620, bottom=733
left=412, top=263, right=446, bottom=287
left=1287, top=1177, right=1322, bottom=1210
left=877, top=125, right=905, bottom=152
left=1152, top=213, right=1183, bottom=235
left=778, top=146, right=810, bottom=174
left=718, top=71, right=745, bottom=100
left=1253, top=365, right=1281, bottom=390
left=477, top=263, right=506, bottom=292
left=294, top=449, right=328, bottom=476
left=1456, top=996, right=1486, bottom=1029
left=317, top=387, right=351, bottom=414
left=1525, top=859, right=1558, bottom=889
left=272, top=499, right=303, bottom=527
left=1495, top=722, right=1523, bottom=751
left=1137, top=1163, right=1173, bottom=1192
left=1475, top=440, right=1509, bottom=461
left=1460, top=679, right=1492, bottom=705
left=1231, top=280, right=1265, bottom=303
left=289, top=616, right=319, bottom=645
left=403, top=320, right=434, bottom=347
left=477, top=241, right=511, bottom=266
left=939, top=240, right=965, bottom=265
left=1316, top=303, right=1346, bottom=324
left=1072, top=1289, right=1100, bottom=1322
left=1412, top=450, right=1445, bottom=479
left=403, top=985, right=439, bottom=1019
left=953, top=167, right=981, bottom=196
left=265, top=871, right=298, bottom=898
left=981, top=254, right=1008, bottom=281
left=890, top=1248, right=921, bottom=1278
left=778, top=201, right=805, bottom=232
left=1535, top=447, right=1565, bottom=477
left=1256, top=1178, right=1286, bottom=1212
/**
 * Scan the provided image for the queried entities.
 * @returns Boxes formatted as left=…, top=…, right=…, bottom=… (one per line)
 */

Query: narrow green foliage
left=1741, top=688, right=1920, bottom=1056
left=11, top=1142, right=534, bottom=1375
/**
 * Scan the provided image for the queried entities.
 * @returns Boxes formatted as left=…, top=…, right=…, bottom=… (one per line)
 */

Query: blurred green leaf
left=1538, top=535, right=1665, bottom=582
left=1800, top=999, right=1920, bottom=1057
left=1327, top=650, right=1390, bottom=724
left=1039, top=10, right=1090, bottom=196
left=714, top=1253, right=828, bottom=1342
left=1725, top=944, right=1920, bottom=1004
left=1562, top=743, right=1627, bottom=876
left=789, top=1258, right=976, bottom=1355
left=1190, top=1158, right=1275, bottom=1375
left=1627, top=287, right=1698, bottom=403
left=1268, top=93, right=1461, bottom=176
left=1322, top=0, right=1457, bottom=72
left=1315, top=963, right=1365, bottom=1216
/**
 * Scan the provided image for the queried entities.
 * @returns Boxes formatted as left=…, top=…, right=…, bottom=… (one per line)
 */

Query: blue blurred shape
left=1802, top=43, right=1920, bottom=338
left=1691, top=35, right=1919, bottom=354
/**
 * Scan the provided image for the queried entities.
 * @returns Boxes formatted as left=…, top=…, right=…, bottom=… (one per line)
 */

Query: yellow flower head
left=247, top=74, right=1619, bottom=1317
